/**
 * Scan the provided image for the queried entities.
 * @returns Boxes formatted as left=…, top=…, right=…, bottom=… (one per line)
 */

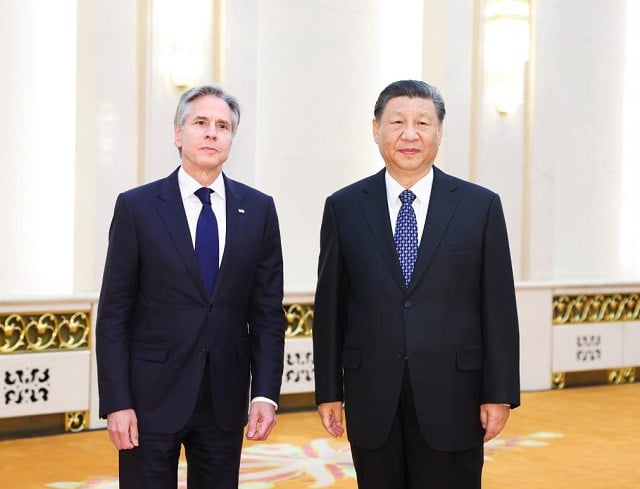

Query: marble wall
left=0, top=0, right=638, bottom=297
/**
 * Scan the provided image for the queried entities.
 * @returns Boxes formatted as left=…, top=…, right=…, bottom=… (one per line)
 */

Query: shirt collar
left=178, top=166, right=226, bottom=202
left=385, top=167, right=434, bottom=207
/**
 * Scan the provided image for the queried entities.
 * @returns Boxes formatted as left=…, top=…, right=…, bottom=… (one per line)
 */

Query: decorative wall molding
left=0, top=311, right=90, bottom=353
left=0, top=302, right=94, bottom=433
left=65, top=411, right=89, bottom=432
left=284, top=302, right=313, bottom=338
left=553, top=293, right=640, bottom=325
left=3, top=366, right=51, bottom=406
left=282, top=301, right=315, bottom=394
left=0, top=288, right=638, bottom=436
left=1, top=351, right=91, bottom=419
left=552, top=367, right=637, bottom=390
left=551, top=291, right=640, bottom=389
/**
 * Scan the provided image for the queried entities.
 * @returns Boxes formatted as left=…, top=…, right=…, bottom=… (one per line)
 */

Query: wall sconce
left=485, top=0, right=531, bottom=115
left=169, top=48, right=202, bottom=90
left=157, top=0, right=213, bottom=90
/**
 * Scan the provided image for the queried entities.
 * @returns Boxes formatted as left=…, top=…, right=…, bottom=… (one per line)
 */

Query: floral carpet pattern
left=44, top=433, right=561, bottom=488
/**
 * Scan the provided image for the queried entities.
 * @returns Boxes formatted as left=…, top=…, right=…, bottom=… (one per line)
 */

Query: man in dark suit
left=96, top=84, right=285, bottom=488
left=313, top=80, right=520, bottom=489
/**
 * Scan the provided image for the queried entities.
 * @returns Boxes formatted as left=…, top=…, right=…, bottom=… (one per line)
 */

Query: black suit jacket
left=96, top=168, right=285, bottom=434
left=313, top=167, right=520, bottom=451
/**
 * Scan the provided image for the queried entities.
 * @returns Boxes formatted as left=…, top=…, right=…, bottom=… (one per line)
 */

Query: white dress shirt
left=385, top=168, right=434, bottom=245
left=178, top=166, right=226, bottom=265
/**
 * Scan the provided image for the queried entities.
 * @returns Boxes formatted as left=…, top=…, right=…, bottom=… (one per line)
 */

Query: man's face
left=372, top=96, right=443, bottom=182
left=175, top=95, right=234, bottom=176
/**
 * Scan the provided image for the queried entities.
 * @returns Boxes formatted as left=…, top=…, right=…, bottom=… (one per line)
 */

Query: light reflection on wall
left=378, top=0, right=423, bottom=85
left=0, top=1, right=77, bottom=295
left=484, top=0, right=530, bottom=115
left=621, top=0, right=640, bottom=277
left=155, top=0, right=213, bottom=89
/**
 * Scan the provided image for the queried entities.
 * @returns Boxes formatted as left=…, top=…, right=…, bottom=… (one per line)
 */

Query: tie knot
left=399, top=189, right=416, bottom=205
left=195, top=187, right=213, bottom=205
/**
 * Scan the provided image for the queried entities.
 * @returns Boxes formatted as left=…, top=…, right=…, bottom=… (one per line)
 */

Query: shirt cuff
left=251, top=396, right=278, bottom=410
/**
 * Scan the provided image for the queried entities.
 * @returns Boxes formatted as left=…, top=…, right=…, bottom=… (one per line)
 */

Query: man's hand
left=318, top=401, right=345, bottom=437
left=480, top=403, right=510, bottom=442
left=246, top=401, right=277, bottom=441
left=107, top=409, right=139, bottom=450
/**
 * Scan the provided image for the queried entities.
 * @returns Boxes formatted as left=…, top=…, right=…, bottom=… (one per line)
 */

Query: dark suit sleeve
left=247, top=196, right=285, bottom=403
left=481, top=194, right=520, bottom=407
left=313, top=197, right=347, bottom=404
left=95, top=193, right=139, bottom=417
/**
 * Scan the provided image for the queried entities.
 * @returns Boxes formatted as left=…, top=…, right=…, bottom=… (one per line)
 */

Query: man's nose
left=402, top=124, right=419, bottom=140
left=205, top=126, right=218, bottom=139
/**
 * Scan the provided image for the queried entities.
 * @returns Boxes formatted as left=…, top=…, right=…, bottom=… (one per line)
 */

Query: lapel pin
left=238, top=208, right=245, bottom=214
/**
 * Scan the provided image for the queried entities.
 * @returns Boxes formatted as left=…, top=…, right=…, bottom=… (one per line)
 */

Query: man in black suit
left=96, top=84, right=285, bottom=488
left=313, top=80, right=520, bottom=488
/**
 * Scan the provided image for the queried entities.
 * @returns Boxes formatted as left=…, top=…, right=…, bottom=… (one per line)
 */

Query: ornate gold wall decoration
left=623, top=367, right=636, bottom=383
left=283, top=303, right=313, bottom=338
left=0, top=311, right=90, bottom=353
left=65, top=411, right=89, bottom=432
left=551, top=372, right=566, bottom=389
left=553, top=368, right=637, bottom=389
left=608, top=369, right=623, bottom=384
left=553, top=293, right=640, bottom=325
left=609, top=367, right=636, bottom=384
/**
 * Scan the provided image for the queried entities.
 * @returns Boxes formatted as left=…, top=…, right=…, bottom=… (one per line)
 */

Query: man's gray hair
left=174, top=84, right=241, bottom=133
left=374, top=80, right=446, bottom=123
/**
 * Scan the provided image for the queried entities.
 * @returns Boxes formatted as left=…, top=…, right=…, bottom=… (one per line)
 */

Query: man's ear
left=372, top=118, right=380, bottom=144
left=174, top=124, right=182, bottom=149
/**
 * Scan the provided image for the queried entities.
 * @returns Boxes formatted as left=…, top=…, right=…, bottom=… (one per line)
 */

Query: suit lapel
left=408, top=166, right=460, bottom=293
left=213, top=175, right=247, bottom=300
left=155, top=169, right=205, bottom=296
left=360, top=169, right=407, bottom=291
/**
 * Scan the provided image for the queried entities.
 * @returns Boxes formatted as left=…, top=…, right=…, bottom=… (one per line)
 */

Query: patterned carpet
left=2, top=383, right=639, bottom=488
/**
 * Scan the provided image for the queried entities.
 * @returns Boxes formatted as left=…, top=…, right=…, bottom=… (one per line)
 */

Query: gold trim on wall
left=283, top=303, right=313, bottom=338
left=551, top=372, right=566, bottom=389
left=212, top=0, right=226, bottom=83
left=65, top=411, right=89, bottom=433
left=0, top=311, right=90, bottom=354
left=553, top=293, right=640, bottom=325
left=552, top=367, right=637, bottom=389
left=609, top=367, right=636, bottom=384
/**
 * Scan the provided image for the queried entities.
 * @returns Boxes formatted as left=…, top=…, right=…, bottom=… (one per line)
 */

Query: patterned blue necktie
left=394, top=189, right=418, bottom=287
left=194, top=187, right=219, bottom=297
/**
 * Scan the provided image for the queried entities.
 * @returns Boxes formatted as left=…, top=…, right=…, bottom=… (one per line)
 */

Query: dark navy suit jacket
left=96, top=168, right=285, bottom=434
left=313, top=167, right=520, bottom=451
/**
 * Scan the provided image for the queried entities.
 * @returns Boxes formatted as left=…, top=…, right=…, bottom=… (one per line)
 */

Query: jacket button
left=397, top=351, right=407, bottom=359
left=199, top=348, right=207, bottom=357
left=404, top=300, right=413, bottom=308
left=208, top=304, right=214, bottom=312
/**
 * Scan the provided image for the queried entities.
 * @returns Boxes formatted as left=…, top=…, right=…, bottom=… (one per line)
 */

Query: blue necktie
left=194, top=187, right=219, bottom=297
left=394, top=190, right=418, bottom=287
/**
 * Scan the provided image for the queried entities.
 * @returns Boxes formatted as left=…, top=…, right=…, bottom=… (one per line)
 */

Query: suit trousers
left=118, top=361, right=244, bottom=489
left=349, top=366, right=484, bottom=489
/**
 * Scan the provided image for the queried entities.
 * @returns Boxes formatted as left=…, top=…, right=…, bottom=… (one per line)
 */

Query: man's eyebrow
left=387, top=110, right=432, bottom=117
left=190, top=114, right=232, bottom=126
